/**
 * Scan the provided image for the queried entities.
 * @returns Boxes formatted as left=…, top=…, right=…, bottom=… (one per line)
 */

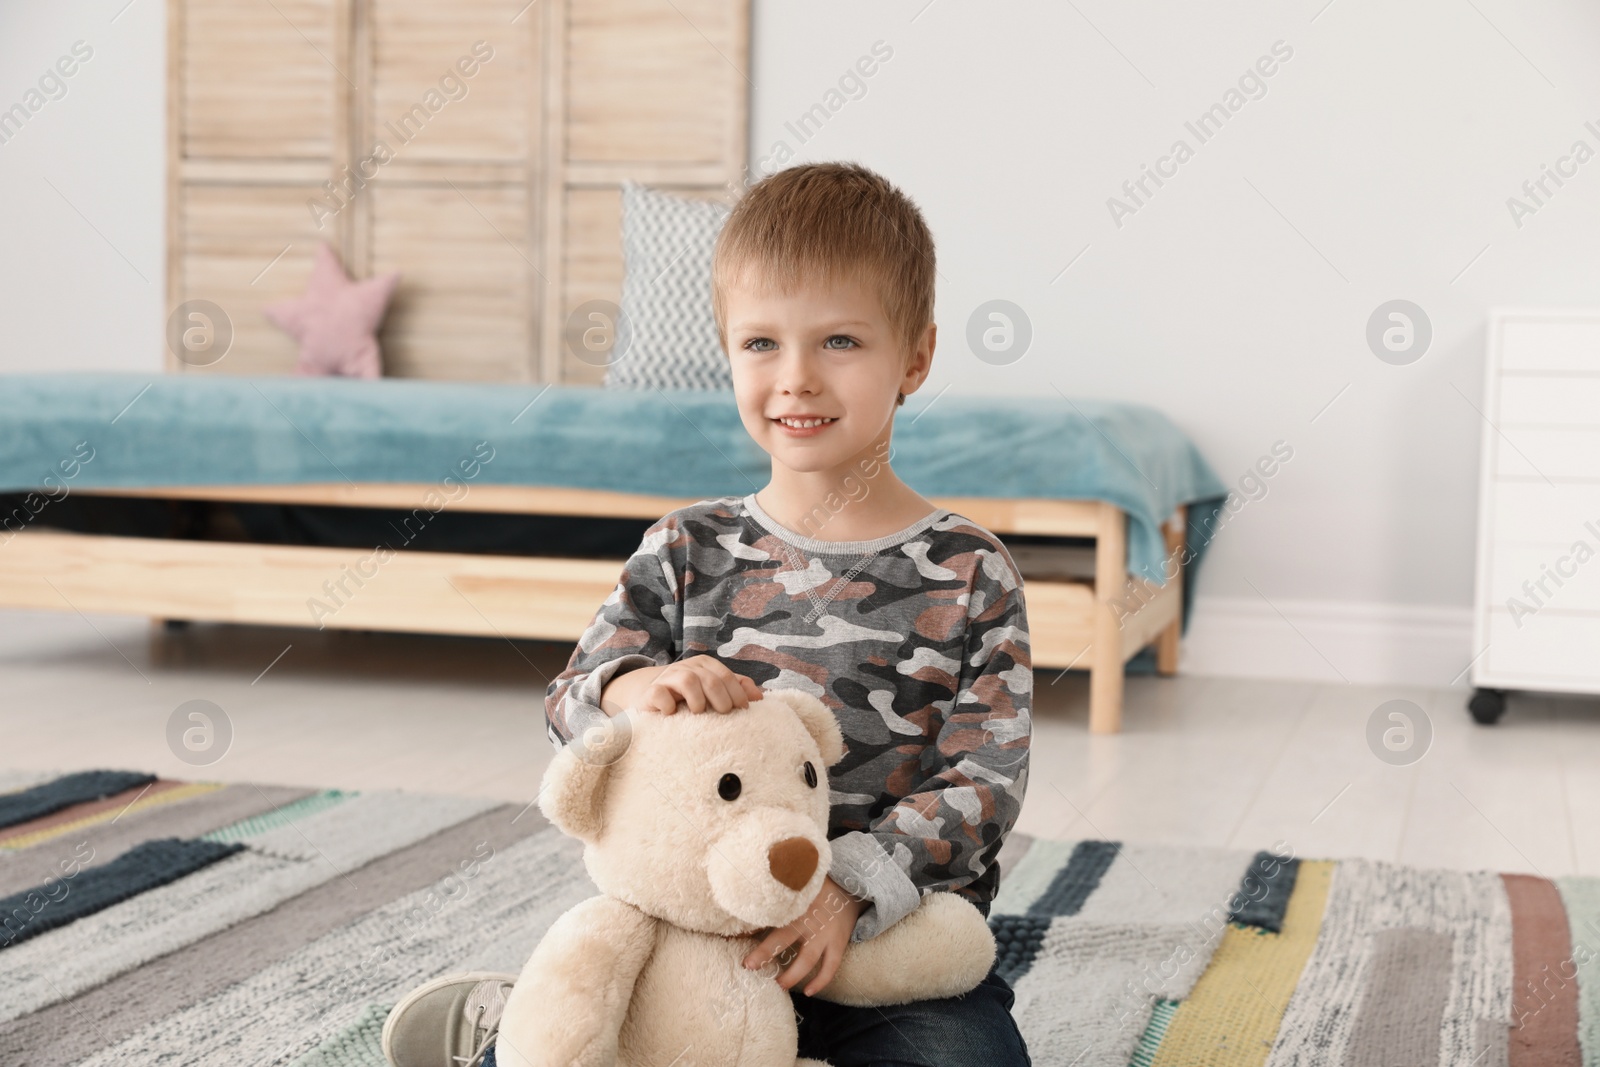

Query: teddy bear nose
left=768, top=837, right=818, bottom=891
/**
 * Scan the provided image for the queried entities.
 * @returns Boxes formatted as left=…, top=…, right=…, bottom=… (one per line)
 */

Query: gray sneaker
left=381, top=972, right=516, bottom=1067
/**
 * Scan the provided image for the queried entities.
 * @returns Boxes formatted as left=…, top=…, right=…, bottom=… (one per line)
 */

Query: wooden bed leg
left=1156, top=506, right=1185, bottom=677
left=149, top=616, right=181, bottom=667
left=1089, top=503, right=1127, bottom=735
left=1155, top=619, right=1181, bottom=676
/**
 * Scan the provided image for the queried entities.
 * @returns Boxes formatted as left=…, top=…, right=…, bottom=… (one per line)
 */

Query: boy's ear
left=762, top=688, right=845, bottom=767
left=537, top=714, right=632, bottom=843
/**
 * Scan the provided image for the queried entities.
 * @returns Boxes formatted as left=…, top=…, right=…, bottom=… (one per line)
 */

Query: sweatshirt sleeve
left=828, top=547, right=1033, bottom=942
left=544, top=515, right=684, bottom=749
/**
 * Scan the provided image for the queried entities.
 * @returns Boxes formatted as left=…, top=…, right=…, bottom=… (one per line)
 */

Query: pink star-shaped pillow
left=264, top=242, right=400, bottom=378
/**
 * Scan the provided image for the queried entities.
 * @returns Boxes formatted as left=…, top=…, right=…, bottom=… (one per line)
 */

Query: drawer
left=1492, top=427, right=1600, bottom=480
left=1488, top=482, right=1600, bottom=540
left=1498, top=375, right=1600, bottom=426
left=1481, top=608, right=1600, bottom=686
left=1499, top=318, right=1600, bottom=373
left=1487, top=543, right=1600, bottom=613
left=1004, top=543, right=1097, bottom=583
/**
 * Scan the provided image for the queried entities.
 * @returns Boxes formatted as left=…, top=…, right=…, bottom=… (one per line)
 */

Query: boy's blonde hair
left=711, top=162, right=935, bottom=407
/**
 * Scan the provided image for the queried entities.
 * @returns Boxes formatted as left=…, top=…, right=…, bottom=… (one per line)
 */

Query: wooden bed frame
left=0, top=485, right=1185, bottom=733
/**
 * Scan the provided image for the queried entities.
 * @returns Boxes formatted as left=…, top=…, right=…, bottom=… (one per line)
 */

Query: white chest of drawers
left=1471, top=309, right=1600, bottom=722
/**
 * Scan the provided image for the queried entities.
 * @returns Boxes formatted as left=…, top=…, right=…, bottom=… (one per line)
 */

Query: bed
left=0, top=372, right=1224, bottom=733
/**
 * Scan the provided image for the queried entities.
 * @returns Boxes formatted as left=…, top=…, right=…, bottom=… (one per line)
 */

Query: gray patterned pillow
left=604, top=181, right=734, bottom=391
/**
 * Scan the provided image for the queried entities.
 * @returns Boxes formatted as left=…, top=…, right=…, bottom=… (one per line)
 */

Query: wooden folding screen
left=166, top=0, right=749, bottom=382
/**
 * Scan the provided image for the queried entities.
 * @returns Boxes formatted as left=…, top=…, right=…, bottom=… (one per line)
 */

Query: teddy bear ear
left=762, top=688, right=845, bottom=767
left=536, top=751, right=610, bottom=843
left=536, top=714, right=632, bottom=843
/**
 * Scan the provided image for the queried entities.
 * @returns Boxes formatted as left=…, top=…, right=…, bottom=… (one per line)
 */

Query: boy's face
left=723, top=269, right=932, bottom=476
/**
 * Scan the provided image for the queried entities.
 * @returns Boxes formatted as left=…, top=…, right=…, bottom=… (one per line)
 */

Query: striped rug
left=1, top=768, right=1595, bottom=1067
left=992, top=832, right=1600, bottom=1067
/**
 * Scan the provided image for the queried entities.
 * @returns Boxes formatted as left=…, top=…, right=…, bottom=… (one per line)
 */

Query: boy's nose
left=768, top=836, right=818, bottom=890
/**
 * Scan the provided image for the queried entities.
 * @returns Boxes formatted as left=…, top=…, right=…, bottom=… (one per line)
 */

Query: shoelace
left=452, top=1005, right=497, bottom=1067
left=452, top=981, right=510, bottom=1067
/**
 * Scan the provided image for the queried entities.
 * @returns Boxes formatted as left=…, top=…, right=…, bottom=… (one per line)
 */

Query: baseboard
left=1178, top=595, right=1475, bottom=688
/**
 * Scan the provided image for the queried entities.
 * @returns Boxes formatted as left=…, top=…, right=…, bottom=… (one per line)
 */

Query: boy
left=383, top=162, right=1033, bottom=1067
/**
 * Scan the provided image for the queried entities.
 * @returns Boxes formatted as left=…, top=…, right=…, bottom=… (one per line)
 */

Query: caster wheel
left=1468, top=688, right=1506, bottom=725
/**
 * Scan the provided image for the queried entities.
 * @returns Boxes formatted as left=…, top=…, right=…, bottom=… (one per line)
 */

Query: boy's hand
left=603, top=654, right=763, bottom=717
left=742, top=875, right=867, bottom=997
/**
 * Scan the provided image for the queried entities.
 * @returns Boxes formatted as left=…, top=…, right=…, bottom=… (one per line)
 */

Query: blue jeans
left=481, top=959, right=1030, bottom=1067
left=790, top=958, right=1032, bottom=1067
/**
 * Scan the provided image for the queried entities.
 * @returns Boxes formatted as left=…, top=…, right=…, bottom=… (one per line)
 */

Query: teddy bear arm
left=494, top=895, right=659, bottom=1067
left=813, top=891, right=997, bottom=1009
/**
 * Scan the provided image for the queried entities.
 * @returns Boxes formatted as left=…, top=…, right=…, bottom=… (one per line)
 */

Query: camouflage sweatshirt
left=543, top=492, right=1032, bottom=942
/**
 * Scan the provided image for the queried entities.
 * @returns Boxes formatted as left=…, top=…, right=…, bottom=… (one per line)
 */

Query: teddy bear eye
left=802, top=761, right=817, bottom=788
left=718, top=773, right=742, bottom=801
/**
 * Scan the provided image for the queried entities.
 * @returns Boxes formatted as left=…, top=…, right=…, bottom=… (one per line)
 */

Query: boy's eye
left=742, top=337, right=777, bottom=353
left=823, top=335, right=857, bottom=350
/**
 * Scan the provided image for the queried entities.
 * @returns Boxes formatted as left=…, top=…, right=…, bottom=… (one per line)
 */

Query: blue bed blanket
left=0, top=374, right=1225, bottom=586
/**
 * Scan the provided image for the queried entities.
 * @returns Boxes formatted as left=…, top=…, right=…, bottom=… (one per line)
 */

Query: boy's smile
left=771, top=415, right=838, bottom=437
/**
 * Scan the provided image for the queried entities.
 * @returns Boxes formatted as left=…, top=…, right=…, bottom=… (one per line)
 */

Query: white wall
left=0, top=0, right=165, bottom=373
left=8, top=1, right=1600, bottom=685
left=747, top=0, right=1600, bottom=686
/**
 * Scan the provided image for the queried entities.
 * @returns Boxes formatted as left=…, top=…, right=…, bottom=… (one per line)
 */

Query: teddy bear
left=493, top=687, right=998, bottom=1067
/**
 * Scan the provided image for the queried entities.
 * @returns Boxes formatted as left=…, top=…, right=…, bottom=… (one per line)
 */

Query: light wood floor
left=5, top=609, right=1598, bottom=877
